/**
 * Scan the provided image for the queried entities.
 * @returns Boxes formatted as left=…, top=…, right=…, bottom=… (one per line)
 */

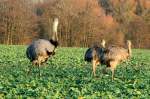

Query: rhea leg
left=92, top=60, right=96, bottom=76
left=37, top=58, right=42, bottom=77
left=92, top=60, right=99, bottom=76
left=38, top=62, right=41, bottom=77
left=109, top=61, right=118, bottom=80
left=28, top=60, right=36, bottom=75
left=111, top=68, right=115, bottom=81
left=28, top=65, right=32, bottom=75
left=37, top=56, right=44, bottom=77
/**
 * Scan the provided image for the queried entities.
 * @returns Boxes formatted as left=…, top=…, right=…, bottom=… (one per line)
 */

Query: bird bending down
left=26, top=18, right=59, bottom=76
left=92, top=40, right=132, bottom=80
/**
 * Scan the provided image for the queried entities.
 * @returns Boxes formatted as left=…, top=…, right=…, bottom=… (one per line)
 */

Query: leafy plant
left=0, top=45, right=149, bottom=98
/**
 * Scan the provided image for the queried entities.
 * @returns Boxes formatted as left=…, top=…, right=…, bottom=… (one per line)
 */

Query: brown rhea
left=92, top=40, right=132, bottom=80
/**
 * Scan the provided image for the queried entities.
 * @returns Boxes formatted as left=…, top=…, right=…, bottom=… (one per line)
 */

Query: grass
left=0, top=45, right=150, bottom=98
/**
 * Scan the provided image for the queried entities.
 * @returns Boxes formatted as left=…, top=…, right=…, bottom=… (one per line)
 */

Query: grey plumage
left=84, top=40, right=106, bottom=62
left=26, top=18, right=59, bottom=76
left=26, top=39, right=56, bottom=64
left=84, top=46, right=105, bottom=62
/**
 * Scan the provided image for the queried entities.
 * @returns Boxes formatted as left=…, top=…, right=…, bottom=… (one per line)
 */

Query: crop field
left=0, top=45, right=150, bottom=98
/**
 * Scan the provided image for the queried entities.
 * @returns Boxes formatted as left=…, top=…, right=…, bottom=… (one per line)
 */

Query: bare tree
left=0, top=0, right=37, bottom=44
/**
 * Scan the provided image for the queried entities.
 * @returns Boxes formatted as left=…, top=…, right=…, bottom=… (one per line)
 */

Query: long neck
left=52, top=18, right=59, bottom=41
left=101, top=39, right=106, bottom=48
left=127, top=40, right=132, bottom=57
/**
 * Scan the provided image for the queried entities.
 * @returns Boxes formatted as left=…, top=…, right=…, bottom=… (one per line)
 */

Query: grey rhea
left=84, top=39, right=106, bottom=62
left=92, top=40, right=132, bottom=80
left=26, top=18, right=59, bottom=76
left=84, top=40, right=106, bottom=76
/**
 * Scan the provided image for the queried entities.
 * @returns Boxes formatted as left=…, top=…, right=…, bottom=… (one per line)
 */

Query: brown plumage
left=92, top=45, right=100, bottom=76
left=92, top=40, right=132, bottom=80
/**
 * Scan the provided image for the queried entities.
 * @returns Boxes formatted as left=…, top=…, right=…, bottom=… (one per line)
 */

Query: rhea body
left=92, top=40, right=132, bottom=80
left=84, top=39, right=106, bottom=62
left=26, top=18, right=59, bottom=76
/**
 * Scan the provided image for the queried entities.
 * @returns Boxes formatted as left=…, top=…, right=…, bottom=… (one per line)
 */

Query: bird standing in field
left=26, top=18, right=59, bottom=76
left=92, top=40, right=132, bottom=80
left=84, top=40, right=106, bottom=76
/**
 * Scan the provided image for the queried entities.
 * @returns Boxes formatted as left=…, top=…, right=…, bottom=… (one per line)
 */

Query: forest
left=0, top=0, right=149, bottom=48
left=0, top=0, right=150, bottom=98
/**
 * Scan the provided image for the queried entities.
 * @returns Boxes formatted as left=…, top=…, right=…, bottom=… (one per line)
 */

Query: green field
left=0, top=45, right=150, bottom=98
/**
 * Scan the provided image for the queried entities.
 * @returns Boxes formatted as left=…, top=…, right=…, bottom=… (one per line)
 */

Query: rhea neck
left=101, top=39, right=106, bottom=48
left=50, top=18, right=59, bottom=47
left=127, top=40, right=132, bottom=57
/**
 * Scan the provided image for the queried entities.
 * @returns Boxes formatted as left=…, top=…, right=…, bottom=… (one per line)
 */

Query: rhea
left=26, top=18, right=59, bottom=76
left=84, top=39, right=106, bottom=62
left=92, top=40, right=132, bottom=80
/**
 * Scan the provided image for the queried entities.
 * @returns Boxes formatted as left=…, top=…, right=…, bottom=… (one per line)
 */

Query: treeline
left=0, top=0, right=149, bottom=48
